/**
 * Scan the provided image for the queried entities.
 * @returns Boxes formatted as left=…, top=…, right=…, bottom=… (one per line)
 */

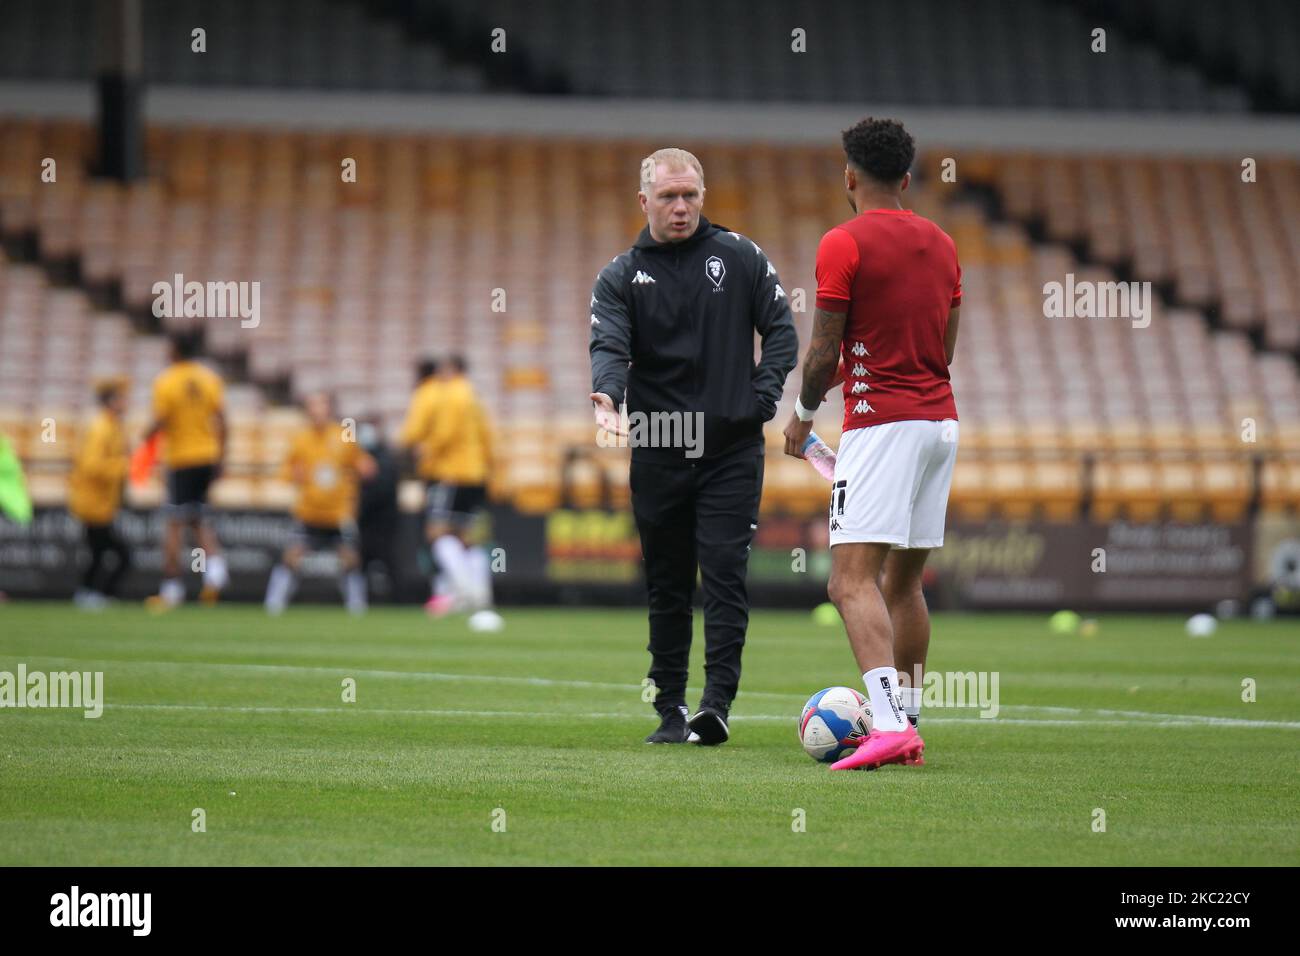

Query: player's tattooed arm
left=798, top=308, right=847, bottom=410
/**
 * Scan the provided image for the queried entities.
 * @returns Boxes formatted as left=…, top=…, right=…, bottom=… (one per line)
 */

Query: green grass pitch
left=1, top=602, right=1297, bottom=866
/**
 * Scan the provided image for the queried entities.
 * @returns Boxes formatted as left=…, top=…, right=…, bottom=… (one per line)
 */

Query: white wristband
left=794, top=397, right=817, bottom=422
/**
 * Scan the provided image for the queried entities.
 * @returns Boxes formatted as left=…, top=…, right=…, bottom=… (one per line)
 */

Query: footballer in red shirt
left=783, top=118, right=962, bottom=770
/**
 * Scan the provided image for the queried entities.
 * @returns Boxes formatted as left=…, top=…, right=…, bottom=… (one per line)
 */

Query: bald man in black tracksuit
left=589, top=183, right=798, bottom=745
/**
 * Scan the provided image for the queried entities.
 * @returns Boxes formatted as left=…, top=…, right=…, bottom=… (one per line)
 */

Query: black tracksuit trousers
left=630, top=446, right=764, bottom=717
left=83, top=523, right=131, bottom=596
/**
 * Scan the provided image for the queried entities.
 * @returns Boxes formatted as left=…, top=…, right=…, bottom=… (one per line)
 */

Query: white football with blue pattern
left=799, top=686, right=872, bottom=763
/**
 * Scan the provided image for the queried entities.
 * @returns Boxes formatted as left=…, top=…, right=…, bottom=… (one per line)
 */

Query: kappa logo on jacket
left=632, top=271, right=656, bottom=285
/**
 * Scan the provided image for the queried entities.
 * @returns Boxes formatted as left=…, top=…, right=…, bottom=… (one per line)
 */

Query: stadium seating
left=0, top=0, right=487, bottom=93
left=426, top=0, right=1252, bottom=110
left=1088, top=0, right=1300, bottom=110
left=2, top=116, right=1298, bottom=521
left=2, top=0, right=1281, bottom=112
left=983, top=154, right=1300, bottom=352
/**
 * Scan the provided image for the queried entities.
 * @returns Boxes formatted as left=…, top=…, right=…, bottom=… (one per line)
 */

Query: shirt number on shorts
left=830, top=479, right=848, bottom=517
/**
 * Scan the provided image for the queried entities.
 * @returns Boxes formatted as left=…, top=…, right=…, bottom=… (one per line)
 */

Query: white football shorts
left=828, top=419, right=958, bottom=549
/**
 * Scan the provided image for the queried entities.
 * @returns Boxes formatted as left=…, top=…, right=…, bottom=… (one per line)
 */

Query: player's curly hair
left=841, top=117, right=915, bottom=185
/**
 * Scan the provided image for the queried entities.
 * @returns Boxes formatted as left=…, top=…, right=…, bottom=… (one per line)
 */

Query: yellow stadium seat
left=25, top=472, right=68, bottom=507
left=1260, top=458, right=1300, bottom=512
left=1033, top=456, right=1084, bottom=521
left=210, top=476, right=256, bottom=509
left=988, top=458, right=1035, bottom=521
left=949, top=458, right=991, bottom=521
left=1160, top=459, right=1205, bottom=522
left=1200, top=459, right=1252, bottom=523
left=1093, top=459, right=1160, bottom=522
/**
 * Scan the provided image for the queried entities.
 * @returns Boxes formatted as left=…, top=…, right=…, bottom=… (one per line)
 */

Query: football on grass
left=799, top=686, right=872, bottom=763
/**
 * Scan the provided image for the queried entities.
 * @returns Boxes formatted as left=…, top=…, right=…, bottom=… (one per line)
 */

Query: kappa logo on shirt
left=726, top=232, right=762, bottom=256
left=852, top=399, right=875, bottom=415
left=851, top=380, right=870, bottom=394
left=851, top=342, right=868, bottom=357
left=633, top=271, right=656, bottom=285
left=851, top=362, right=869, bottom=377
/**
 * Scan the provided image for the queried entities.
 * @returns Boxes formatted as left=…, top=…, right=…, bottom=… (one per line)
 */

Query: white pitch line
left=13, top=657, right=1299, bottom=730
left=20, top=655, right=789, bottom=700
left=1000, top=704, right=1300, bottom=730
left=111, top=703, right=648, bottom=719
left=104, top=703, right=796, bottom=720
left=96, top=702, right=1300, bottom=730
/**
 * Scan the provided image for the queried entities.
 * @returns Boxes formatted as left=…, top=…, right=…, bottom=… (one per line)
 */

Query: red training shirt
left=814, top=208, right=961, bottom=433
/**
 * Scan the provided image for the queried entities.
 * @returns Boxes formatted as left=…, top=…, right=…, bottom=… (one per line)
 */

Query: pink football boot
left=830, top=723, right=924, bottom=771
left=424, top=594, right=456, bottom=618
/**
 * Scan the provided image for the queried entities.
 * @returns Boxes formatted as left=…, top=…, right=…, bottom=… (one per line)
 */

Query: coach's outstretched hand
left=589, top=392, right=626, bottom=437
left=782, top=413, right=812, bottom=459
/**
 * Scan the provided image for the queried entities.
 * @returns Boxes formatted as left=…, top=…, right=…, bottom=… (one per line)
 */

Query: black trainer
left=645, top=706, right=690, bottom=744
left=687, top=705, right=730, bottom=745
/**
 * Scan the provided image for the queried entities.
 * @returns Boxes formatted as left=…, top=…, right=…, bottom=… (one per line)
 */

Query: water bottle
left=802, top=431, right=837, bottom=481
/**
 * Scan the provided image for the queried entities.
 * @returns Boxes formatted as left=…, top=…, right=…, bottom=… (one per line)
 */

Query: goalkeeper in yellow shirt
left=264, top=392, right=376, bottom=615
left=68, top=378, right=132, bottom=609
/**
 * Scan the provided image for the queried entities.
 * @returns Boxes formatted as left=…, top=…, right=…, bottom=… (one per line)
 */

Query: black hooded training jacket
left=589, top=217, right=798, bottom=463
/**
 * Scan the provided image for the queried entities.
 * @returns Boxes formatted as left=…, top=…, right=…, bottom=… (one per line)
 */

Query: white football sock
left=863, top=666, right=909, bottom=732
left=343, top=570, right=367, bottom=615
left=204, top=554, right=229, bottom=591
left=466, top=546, right=494, bottom=610
left=265, top=564, right=296, bottom=614
left=432, top=572, right=451, bottom=597
left=432, top=535, right=474, bottom=600
left=160, top=577, right=185, bottom=606
left=900, top=686, right=922, bottom=728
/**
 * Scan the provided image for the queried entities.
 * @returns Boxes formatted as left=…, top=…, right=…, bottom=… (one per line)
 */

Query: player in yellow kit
left=145, top=332, right=228, bottom=609
left=399, top=357, right=449, bottom=602
left=416, top=356, right=501, bottom=631
left=68, top=378, right=132, bottom=609
left=264, top=392, right=376, bottom=615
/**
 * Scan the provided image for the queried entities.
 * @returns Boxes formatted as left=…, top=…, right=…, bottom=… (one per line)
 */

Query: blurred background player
left=399, top=357, right=449, bottom=604
left=355, top=415, right=401, bottom=602
left=420, top=357, right=500, bottom=631
left=783, top=117, right=961, bottom=771
left=68, top=377, right=131, bottom=610
left=0, top=430, right=32, bottom=529
left=264, top=392, right=376, bottom=615
left=145, top=331, right=228, bottom=609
